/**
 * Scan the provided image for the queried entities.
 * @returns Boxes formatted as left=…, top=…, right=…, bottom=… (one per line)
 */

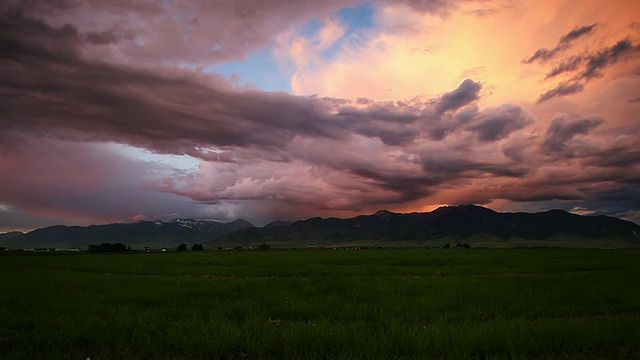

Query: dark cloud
left=422, top=80, right=482, bottom=140
left=420, top=155, right=529, bottom=178
left=581, top=39, right=640, bottom=79
left=346, top=167, right=438, bottom=202
left=476, top=115, right=640, bottom=218
left=84, top=27, right=135, bottom=45
left=466, top=105, right=535, bottom=141
left=578, top=184, right=640, bottom=213
left=532, top=37, right=640, bottom=102
left=559, top=24, right=599, bottom=45
left=545, top=56, right=582, bottom=79
left=542, top=114, right=604, bottom=152
left=399, top=0, right=454, bottom=15
left=1, top=0, right=457, bottom=66
left=1, top=13, right=488, bottom=155
left=333, top=79, right=482, bottom=145
left=524, top=21, right=640, bottom=102
left=0, top=14, right=345, bottom=154
left=467, top=8, right=498, bottom=17
left=524, top=48, right=557, bottom=65
left=501, top=140, right=531, bottom=163
left=490, top=185, right=586, bottom=202
left=581, top=126, right=640, bottom=168
left=524, top=24, right=597, bottom=64
left=1, top=0, right=364, bottom=65
left=434, top=79, right=482, bottom=114
left=536, top=82, right=584, bottom=103
left=546, top=39, right=640, bottom=80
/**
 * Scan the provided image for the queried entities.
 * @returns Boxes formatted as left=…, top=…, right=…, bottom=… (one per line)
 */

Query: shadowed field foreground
left=1, top=249, right=639, bottom=359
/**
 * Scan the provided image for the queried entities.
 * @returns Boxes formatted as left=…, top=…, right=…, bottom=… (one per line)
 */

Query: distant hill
left=0, top=231, right=24, bottom=242
left=212, top=205, right=640, bottom=248
left=0, top=219, right=253, bottom=249
left=264, top=220, right=294, bottom=228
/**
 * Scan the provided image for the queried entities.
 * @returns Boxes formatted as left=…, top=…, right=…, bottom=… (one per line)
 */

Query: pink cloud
left=1, top=0, right=640, bottom=230
left=2, top=0, right=458, bottom=67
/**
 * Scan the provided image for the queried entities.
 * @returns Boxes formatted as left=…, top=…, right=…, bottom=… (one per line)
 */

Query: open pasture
left=1, top=249, right=639, bottom=359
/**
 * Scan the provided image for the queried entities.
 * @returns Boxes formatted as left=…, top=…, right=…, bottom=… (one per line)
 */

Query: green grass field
left=1, top=249, right=639, bottom=359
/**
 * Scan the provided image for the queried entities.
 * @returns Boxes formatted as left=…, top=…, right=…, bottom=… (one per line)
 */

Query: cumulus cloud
left=434, top=79, right=482, bottom=114
left=542, top=114, right=604, bottom=152
left=466, top=105, right=535, bottom=141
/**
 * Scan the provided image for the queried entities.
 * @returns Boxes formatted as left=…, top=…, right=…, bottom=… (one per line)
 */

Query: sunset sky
left=2, top=0, right=640, bottom=232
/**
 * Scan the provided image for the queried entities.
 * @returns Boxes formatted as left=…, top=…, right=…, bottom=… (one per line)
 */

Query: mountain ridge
left=212, top=205, right=640, bottom=247
left=1, top=205, right=639, bottom=249
left=0, top=218, right=254, bottom=249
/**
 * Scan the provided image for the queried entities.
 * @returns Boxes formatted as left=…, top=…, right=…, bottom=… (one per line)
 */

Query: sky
left=1, top=0, right=640, bottom=232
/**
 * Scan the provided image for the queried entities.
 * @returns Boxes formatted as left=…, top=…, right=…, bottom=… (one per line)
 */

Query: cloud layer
left=1, top=0, right=640, bottom=230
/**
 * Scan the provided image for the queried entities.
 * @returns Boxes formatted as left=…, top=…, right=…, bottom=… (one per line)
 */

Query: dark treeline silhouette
left=192, top=243, right=204, bottom=251
left=87, top=243, right=130, bottom=253
left=177, top=243, right=204, bottom=251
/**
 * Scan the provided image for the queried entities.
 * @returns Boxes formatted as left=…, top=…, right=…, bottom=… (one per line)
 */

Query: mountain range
left=0, top=218, right=252, bottom=249
left=1, top=205, right=639, bottom=249
left=213, top=205, right=640, bottom=248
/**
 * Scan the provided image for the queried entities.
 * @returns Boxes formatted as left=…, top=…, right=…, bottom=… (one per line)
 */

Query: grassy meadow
left=1, top=249, right=639, bottom=359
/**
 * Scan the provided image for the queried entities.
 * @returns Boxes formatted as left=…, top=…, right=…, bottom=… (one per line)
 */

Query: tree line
left=87, top=243, right=131, bottom=253
left=176, top=243, right=204, bottom=251
left=87, top=243, right=206, bottom=252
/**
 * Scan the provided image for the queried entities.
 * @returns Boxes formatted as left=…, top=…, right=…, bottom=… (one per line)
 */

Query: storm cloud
left=1, top=1, right=639, bottom=230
